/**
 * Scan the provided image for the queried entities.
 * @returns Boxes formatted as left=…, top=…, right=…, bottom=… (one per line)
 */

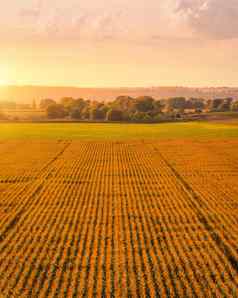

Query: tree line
left=38, top=96, right=238, bottom=122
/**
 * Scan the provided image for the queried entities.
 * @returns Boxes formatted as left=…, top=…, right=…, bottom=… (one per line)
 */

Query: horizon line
left=1, top=84, right=238, bottom=89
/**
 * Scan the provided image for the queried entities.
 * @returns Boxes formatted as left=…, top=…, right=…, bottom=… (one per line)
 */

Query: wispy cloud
left=175, top=0, right=238, bottom=39
left=17, top=3, right=129, bottom=42
left=1, top=0, right=238, bottom=43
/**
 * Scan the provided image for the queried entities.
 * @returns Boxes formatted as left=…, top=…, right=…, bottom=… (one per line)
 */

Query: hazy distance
left=0, top=85, right=238, bottom=104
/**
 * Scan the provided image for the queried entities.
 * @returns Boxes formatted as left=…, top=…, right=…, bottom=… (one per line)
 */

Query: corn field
left=0, top=140, right=238, bottom=297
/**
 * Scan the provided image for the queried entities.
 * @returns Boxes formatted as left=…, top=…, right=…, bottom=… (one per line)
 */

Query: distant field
left=0, top=109, right=46, bottom=120
left=0, top=121, right=238, bottom=139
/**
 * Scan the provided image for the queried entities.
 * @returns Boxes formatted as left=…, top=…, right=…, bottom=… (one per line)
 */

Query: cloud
left=71, top=11, right=128, bottom=41
left=175, top=0, right=238, bottom=39
left=6, top=0, right=238, bottom=43
left=17, top=2, right=129, bottom=42
left=19, top=0, right=43, bottom=19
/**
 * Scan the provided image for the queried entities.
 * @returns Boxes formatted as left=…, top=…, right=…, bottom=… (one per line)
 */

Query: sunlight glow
left=0, top=79, right=8, bottom=86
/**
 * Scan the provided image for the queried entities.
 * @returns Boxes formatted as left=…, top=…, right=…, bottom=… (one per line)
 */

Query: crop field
left=0, top=139, right=238, bottom=297
left=0, top=121, right=238, bottom=140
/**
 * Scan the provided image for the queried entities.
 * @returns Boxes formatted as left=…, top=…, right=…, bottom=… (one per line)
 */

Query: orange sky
left=0, top=0, right=238, bottom=87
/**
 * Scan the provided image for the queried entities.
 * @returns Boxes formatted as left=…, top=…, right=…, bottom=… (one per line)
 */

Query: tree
left=149, top=100, right=164, bottom=116
left=90, top=105, right=107, bottom=120
left=40, top=99, right=56, bottom=109
left=106, top=109, right=123, bottom=121
left=153, top=113, right=168, bottom=122
left=70, top=108, right=82, bottom=119
left=209, top=98, right=233, bottom=112
left=186, top=98, right=205, bottom=110
left=80, top=105, right=91, bottom=120
left=153, top=100, right=163, bottom=111
left=167, top=97, right=186, bottom=110
left=47, top=104, right=66, bottom=119
left=220, top=98, right=233, bottom=111
left=73, top=98, right=87, bottom=110
left=231, top=101, right=238, bottom=111
left=113, top=96, right=135, bottom=111
left=60, top=97, right=75, bottom=108
left=209, top=98, right=223, bottom=111
left=69, top=98, right=88, bottom=119
left=134, top=96, right=155, bottom=112
left=130, top=111, right=153, bottom=122
left=218, top=102, right=231, bottom=112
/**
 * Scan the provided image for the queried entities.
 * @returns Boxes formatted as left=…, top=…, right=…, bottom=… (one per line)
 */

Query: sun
left=0, top=79, right=8, bottom=86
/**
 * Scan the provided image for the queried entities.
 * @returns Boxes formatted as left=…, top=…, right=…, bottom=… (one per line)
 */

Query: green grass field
left=0, top=121, right=238, bottom=140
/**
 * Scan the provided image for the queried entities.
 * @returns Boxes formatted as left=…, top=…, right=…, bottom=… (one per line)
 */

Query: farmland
left=0, top=138, right=238, bottom=297
left=0, top=109, right=46, bottom=121
left=0, top=121, right=238, bottom=140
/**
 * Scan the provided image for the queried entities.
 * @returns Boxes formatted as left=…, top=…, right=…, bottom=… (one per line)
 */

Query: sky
left=0, top=0, right=238, bottom=87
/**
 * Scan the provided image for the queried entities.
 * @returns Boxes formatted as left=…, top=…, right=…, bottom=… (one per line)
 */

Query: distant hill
left=1, top=85, right=238, bottom=104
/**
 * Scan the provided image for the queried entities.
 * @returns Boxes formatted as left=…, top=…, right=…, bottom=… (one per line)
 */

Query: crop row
left=0, top=140, right=237, bottom=297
